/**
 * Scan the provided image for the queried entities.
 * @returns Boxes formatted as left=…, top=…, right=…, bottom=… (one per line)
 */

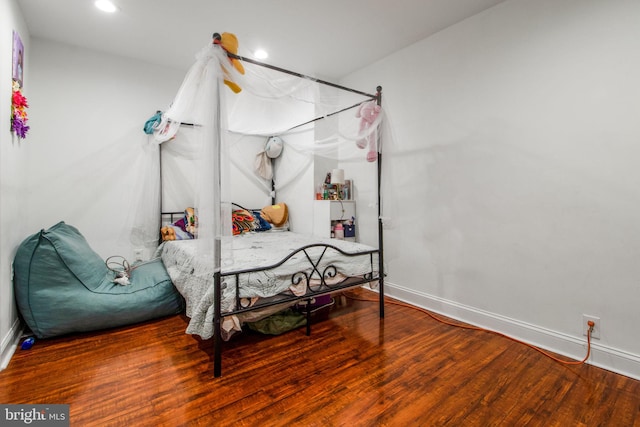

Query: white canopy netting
left=128, top=38, right=397, bottom=269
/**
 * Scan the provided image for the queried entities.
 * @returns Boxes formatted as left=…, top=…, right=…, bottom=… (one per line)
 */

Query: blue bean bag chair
left=13, top=222, right=184, bottom=338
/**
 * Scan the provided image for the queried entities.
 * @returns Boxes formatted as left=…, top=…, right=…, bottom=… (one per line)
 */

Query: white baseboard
left=0, top=318, right=24, bottom=371
left=379, top=281, right=640, bottom=381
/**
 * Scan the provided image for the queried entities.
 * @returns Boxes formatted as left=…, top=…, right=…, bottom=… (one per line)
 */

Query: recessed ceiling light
left=254, top=49, right=268, bottom=60
left=95, top=0, right=118, bottom=13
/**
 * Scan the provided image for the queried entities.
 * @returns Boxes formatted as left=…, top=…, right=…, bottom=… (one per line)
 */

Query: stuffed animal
left=159, top=207, right=197, bottom=241
left=160, top=223, right=193, bottom=241
left=184, top=207, right=197, bottom=237
left=355, top=100, right=381, bottom=162
left=160, top=225, right=178, bottom=241
left=213, top=32, right=245, bottom=93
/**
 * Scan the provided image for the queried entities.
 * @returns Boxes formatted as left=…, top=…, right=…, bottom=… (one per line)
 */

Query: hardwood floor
left=1, top=288, right=639, bottom=426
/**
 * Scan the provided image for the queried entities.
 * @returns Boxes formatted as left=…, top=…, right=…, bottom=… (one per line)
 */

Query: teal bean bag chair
left=13, top=222, right=184, bottom=338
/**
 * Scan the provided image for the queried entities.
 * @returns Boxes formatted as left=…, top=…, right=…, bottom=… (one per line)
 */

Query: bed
left=157, top=206, right=382, bottom=376
left=151, top=35, right=387, bottom=377
left=158, top=228, right=380, bottom=340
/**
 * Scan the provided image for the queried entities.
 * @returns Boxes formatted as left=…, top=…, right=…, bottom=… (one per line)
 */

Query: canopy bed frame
left=156, top=38, right=386, bottom=377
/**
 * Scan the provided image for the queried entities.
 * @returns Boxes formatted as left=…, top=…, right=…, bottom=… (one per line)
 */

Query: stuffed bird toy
left=213, top=32, right=245, bottom=93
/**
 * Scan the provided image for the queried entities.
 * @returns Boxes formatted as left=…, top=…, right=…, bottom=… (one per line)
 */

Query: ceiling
left=17, top=0, right=507, bottom=80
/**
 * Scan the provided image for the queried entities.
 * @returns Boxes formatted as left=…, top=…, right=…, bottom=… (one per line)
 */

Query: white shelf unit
left=313, top=200, right=356, bottom=242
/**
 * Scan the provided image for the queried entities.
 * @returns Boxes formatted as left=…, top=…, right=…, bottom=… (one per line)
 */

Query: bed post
left=376, top=86, right=385, bottom=319
left=213, top=77, right=224, bottom=378
left=271, top=176, right=276, bottom=205
left=213, top=271, right=222, bottom=377
left=159, top=144, right=163, bottom=219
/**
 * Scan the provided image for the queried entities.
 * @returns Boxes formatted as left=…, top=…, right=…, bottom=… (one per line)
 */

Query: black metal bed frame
left=213, top=243, right=380, bottom=376
left=159, top=41, right=386, bottom=377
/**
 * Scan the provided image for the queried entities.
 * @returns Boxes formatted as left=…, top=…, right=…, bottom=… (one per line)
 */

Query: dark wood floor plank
left=1, top=288, right=639, bottom=426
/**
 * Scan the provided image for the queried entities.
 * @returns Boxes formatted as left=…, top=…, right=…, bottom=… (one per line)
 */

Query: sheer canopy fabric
left=131, top=41, right=395, bottom=267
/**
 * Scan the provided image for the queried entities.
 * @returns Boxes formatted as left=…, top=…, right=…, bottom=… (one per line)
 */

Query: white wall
left=0, top=38, right=187, bottom=367
left=342, top=0, right=640, bottom=379
left=25, top=39, right=188, bottom=257
left=0, top=0, right=31, bottom=369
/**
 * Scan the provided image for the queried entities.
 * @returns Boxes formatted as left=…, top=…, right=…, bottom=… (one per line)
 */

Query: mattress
left=159, top=231, right=379, bottom=340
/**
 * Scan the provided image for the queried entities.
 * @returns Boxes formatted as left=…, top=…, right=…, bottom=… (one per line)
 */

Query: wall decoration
left=11, top=80, right=29, bottom=138
left=12, top=31, right=24, bottom=87
left=11, top=31, right=29, bottom=139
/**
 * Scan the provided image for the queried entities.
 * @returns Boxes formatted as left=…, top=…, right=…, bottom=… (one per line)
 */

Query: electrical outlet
left=582, top=314, right=600, bottom=340
left=134, top=249, right=144, bottom=262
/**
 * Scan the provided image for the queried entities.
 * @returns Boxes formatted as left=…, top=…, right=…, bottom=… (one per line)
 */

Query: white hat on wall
left=265, top=136, right=283, bottom=159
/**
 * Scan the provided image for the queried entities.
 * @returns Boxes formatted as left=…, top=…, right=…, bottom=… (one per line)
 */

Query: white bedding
left=158, top=231, right=379, bottom=340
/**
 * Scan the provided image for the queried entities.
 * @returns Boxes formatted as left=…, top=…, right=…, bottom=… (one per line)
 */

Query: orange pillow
left=260, top=203, right=288, bottom=227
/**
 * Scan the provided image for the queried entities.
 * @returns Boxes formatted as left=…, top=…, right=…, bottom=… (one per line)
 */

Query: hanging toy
left=213, top=32, right=245, bottom=93
left=355, top=100, right=381, bottom=162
